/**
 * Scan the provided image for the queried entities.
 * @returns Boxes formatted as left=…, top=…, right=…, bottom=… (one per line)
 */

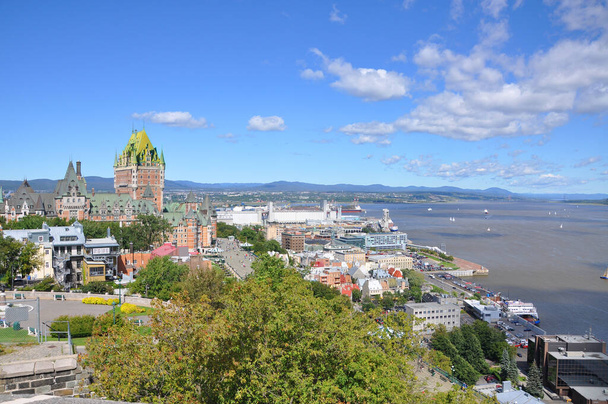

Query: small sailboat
left=428, top=208, right=432, bottom=211
left=601, top=267, right=608, bottom=280
left=487, top=227, right=491, bottom=232
left=560, top=223, right=563, bottom=229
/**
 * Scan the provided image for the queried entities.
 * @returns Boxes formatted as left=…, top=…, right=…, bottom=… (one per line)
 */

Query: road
left=215, top=238, right=255, bottom=279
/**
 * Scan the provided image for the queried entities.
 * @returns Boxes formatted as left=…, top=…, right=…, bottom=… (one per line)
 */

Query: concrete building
left=463, top=299, right=501, bottom=323
left=365, top=232, right=408, bottom=250
left=403, top=302, right=460, bottom=332
left=368, top=253, right=413, bottom=270
left=533, top=334, right=608, bottom=400
left=281, top=231, right=305, bottom=252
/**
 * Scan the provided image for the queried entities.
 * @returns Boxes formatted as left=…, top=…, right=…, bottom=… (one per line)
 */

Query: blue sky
left=1, top=0, right=607, bottom=194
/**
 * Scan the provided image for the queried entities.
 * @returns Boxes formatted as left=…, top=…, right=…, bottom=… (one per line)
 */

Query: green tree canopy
left=86, top=254, right=483, bottom=403
left=0, top=236, right=43, bottom=286
left=130, top=256, right=188, bottom=300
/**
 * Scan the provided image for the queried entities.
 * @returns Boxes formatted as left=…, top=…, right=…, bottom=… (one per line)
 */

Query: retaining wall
left=5, top=291, right=154, bottom=307
left=0, top=355, right=91, bottom=396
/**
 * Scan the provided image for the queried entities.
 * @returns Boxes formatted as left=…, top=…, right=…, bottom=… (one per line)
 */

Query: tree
left=381, top=291, right=395, bottom=310
left=351, top=288, right=362, bottom=302
left=180, top=264, right=228, bottom=308
left=508, top=355, right=519, bottom=385
left=130, top=256, right=188, bottom=300
left=500, top=348, right=511, bottom=381
left=460, top=324, right=490, bottom=374
left=525, top=362, right=544, bottom=398
left=0, top=236, right=43, bottom=286
left=131, top=214, right=172, bottom=250
left=84, top=258, right=436, bottom=404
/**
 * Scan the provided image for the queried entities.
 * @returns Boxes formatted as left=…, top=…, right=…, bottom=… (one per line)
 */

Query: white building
left=365, top=232, right=408, bottom=250
left=403, top=302, right=461, bottom=332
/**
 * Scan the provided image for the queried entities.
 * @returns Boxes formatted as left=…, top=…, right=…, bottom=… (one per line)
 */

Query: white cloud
left=311, top=48, right=411, bottom=101
left=329, top=4, right=347, bottom=24
left=323, top=126, right=333, bottom=133
left=391, top=52, right=407, bottom=63
left=481, top=0, right=508, bottom=18
left=574, top=156, right=602, bottom=168
left=479, top=19, right=510, bottom=48
left=402, top=0, right=416, bottom=10
left=381, top=155, right=403, bottom=165
left=247, top=116, right=287, bottom=131
left=550, top=0, right=608, bottom=32
left=450, top=0, right=464, bottom=20
left=132, top=111, right=208, bottom=128
left=364, top=154, right=374, bottom=159
left=351, top=135, right=391, bottom=145
left=339, top=121, right=396, bottom=136
left=301, top=68, right=324, bottom=80
left=217, top=133, right=237, bottom=143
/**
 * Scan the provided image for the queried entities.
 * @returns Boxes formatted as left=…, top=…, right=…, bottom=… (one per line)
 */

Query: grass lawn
left=128, top=305, right=155, bottom=317
left=0, top=329, right=37, bottom=343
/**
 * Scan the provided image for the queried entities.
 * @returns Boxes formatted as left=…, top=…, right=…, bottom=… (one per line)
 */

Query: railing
left=42, top=320, right=72, bottom=352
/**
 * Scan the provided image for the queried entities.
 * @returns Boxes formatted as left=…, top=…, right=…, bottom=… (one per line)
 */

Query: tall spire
left=160, top=149, right=165, bottom=165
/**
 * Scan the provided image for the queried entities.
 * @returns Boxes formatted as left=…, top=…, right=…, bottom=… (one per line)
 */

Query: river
left=362, top=201, right=608, bottom=341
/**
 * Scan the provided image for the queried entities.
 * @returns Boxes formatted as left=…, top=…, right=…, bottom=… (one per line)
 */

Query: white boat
left=601, top=267, right=608, bottom=280
left=428, top=208, right=432, bottom=211
left=560, top=223, right=563, bottom=229
left=501, top=300, right=540, bottom=324
left=484, top=209, right=488, bottom=215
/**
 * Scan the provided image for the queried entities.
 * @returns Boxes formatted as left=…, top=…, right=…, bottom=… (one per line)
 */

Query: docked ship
left=501, top=300, right=540, bottom=324
left=340, top=198, right=366, bottom=214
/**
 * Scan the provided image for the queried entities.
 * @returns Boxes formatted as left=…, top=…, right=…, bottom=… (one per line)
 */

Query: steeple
left=160, top=149, right=165, bottom=166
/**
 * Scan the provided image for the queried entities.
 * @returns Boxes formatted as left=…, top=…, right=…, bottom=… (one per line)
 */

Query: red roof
left=151, top=243, right=177, bottom=258
left=340, top=283, right=360, bottom=297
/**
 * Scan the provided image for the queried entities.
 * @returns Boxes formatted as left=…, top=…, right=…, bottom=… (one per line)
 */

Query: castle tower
left=114, top=129, right=165, bottom=212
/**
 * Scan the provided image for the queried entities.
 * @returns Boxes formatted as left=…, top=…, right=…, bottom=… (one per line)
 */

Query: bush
left=92, top=311, right=125, bottom=336
left=21, top=276, right=58, bottom=291
left=51, top=315, right=96, bottom=338
left=81, top=281, right=114, bottom=294
left=82, top=297, right=119, bottom=305
left=120, top=303, right=145, bottom=314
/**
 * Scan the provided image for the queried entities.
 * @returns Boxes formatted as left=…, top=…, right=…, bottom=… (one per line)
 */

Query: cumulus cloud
left=381, top=155, right=403, bottom=165
left=351, top=135, right=391, bottom=145
left=132, top=111, right=208, bottom=128
left=311, top=48, right=411, bottom=101
left=301, top=68, right=324, bottom=80
left=573, top=156, right=602, bottom=168
left=329, top=4, right=347, bottom=24
left=247, top=115, right=287, bottom=131
left=551, top=0, right=608, bottom=32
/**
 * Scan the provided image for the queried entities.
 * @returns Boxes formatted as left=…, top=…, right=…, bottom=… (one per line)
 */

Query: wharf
left=452, top=257, right=489, bottom=275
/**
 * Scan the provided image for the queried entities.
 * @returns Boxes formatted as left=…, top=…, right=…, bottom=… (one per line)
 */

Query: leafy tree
left=308, top=280, right=341, bottom=300
left=472, top=320, right=510, bottom=362
left=81, top=281, right=114, bottom=294
left=84, top=259, right=432, bottom=403
left=180, top=264, right=228, bottom=308
left=130, top=256, right=188, bottom=300
left=216, top=222, right=239, bottom=239
left=461, top=324, right=490, bottom=374
left=0, top=236, right=43, bottom=286
left=351, top=288, right=362, bottom=302
left=131, top=214, right=173, bottom=250
left=452, top=354, right=480, bottom=387
left=381, top=291, right=395, bottom=310
left=524, top=362, right=544, bottom=398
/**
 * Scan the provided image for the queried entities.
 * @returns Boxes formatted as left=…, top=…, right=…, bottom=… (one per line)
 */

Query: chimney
left=76, top=161, right=82, bottom=178
left=502, top=380, right=512, bottom=392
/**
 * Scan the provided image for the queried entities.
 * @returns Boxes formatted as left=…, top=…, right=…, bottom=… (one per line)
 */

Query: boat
left=501, top=300, right=540, bottom=324
left=428, top=208, right=432, bottom=211
left=601, top=267, right=608, bottom=280
left=484, top=209, right=488, bottom=215
left=340, top=198, right=365, bottom=214
left=390, top=225, right=399, bottom=232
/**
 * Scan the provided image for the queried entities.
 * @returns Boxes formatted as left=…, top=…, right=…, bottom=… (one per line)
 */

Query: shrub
left=120, top=303, right=145, bottom=314
left=51, top=315, right=96, bottom=338
left=21, top=276, right=58, bottom=292
left=81, top=281, right=114, bottom=294
left=82, top=297, right=119, bottom=305
left=92, top=311, right=125, bottom=336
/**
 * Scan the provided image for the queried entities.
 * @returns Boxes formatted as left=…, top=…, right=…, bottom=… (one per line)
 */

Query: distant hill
left=1, top=177, right=606, bottom=200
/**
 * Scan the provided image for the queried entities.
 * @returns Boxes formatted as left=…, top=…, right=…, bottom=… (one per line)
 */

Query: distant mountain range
left=1, top=177, right=606, bottom=201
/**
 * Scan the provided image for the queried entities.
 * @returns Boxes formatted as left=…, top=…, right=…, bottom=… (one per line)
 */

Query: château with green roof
left=114, top=129, right=165, bottom=212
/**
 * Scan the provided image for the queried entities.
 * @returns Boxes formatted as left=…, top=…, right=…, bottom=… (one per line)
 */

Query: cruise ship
left=501, top=300, right=540, bottom=324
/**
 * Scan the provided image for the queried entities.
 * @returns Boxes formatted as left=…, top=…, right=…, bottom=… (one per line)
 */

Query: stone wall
left=6, top=291, right=154, bottom=307
left=0, top=355, right=91, bottom=396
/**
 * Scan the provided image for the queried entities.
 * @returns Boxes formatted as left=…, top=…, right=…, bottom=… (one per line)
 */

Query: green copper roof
left=116, top=129, right=164, bottom=167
